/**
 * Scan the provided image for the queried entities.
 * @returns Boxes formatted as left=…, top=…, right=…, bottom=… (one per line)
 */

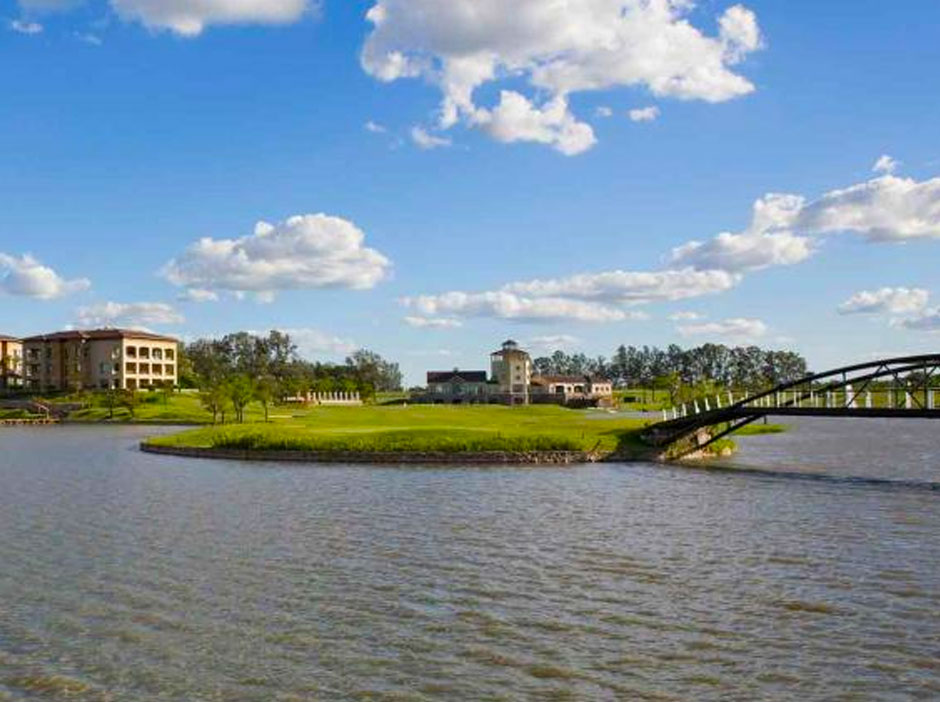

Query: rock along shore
left=140, top=442, right=622, bottom=465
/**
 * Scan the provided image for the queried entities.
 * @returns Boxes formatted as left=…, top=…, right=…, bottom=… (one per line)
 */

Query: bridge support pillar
left=929, top=390, right=935, bottom=410
left=906, top=392, right=913, bottom=410
left=865, top=392, right=872, bottom=409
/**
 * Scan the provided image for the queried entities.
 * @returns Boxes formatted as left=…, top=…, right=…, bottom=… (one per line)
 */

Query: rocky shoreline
left=140, top=442, right=627, bottom=465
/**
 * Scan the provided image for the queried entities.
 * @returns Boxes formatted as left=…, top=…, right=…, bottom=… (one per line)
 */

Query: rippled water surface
left=2, top=425, right=939, bottom=701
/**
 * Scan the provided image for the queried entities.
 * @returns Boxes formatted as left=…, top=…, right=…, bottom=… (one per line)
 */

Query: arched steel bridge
left=641, top=354, right=940, bottom=454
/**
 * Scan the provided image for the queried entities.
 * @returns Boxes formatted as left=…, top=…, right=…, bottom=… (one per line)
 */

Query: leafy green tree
left=120, top=390, right=140, bottom=419
left=199, top=385, right=227, bottom=424
left=254, top=376, right=278, bottom=422
left=227, top=375, right=254, bottom=423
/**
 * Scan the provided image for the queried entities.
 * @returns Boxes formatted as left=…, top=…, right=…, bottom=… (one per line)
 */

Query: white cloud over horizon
left=362, top=0, right=763, bottom=154
left=677, top=317, right=767, bottom=341
left=0, top=252, right=91, bottom=299
left=76, top=301, right=184, bottom=328
left=161, top=213, right=391, bottom=300
left=403, top=316, right=463, bottom=329
left=10, top=19, right=43, bottom=34
left=837, top=287, right=929, bottom=316
left=628, top=106, right=660, bottom=122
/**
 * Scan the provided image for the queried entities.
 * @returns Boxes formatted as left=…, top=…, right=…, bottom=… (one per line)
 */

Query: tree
left=227, top=375, right=254, bottom=423
left=199, top=385, right=227, bottom=424
left=120, top=389, right=139, bottom=418
left=254, top=376, right=278, bottom=423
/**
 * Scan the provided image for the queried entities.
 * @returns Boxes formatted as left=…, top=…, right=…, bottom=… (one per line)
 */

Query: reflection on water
left=1, top=425, right=939, bottom=701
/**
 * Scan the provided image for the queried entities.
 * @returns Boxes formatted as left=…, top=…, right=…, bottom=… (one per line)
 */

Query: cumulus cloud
left=872, top=154, right=899, bottom=175
left=794, top=175, right=940, bottom=242
left=595, top=106, right=613, bottom=118
left=0, top=253, right=90, bottom=299
left=277, top=327, right=358, bottom=357
left=898, top=310, right=940, bottom=332
left=365, top=121, right=387, bottom=134
left=677, top=317, right=767, bottom=340
left=670, top=170, right=940, bottom=274
left=628, top=106, right=660, bottom=122
left=362, top=0, right=763, bottom=154
left=670, top=192, right=813, bottom=272
left=404, top=316, right=462, bottom=329
left=76, top=301, right=184, bottom=328
left=503, top=268, right=738, bottom=303
left=410, top=126, right=451, bottom=150
left=10, top=19, right=43, bottom=34
left=177, top=288, right=219, bottom=303
left=837, top=287, right=929, bottom=316
left=528, top=334, right=580, bottom=350
left=477, top=92, right=596, bottom=156
left=671, top=230, right=813, bottom=272
left=668, top=311, right=703, bottom=321
left=402, top=267, right=733, bottom=325
left=403, top=291, right=637, bottom=324
left=161, top=214, right=391, bottom=299
left=108, top=0, right=310, bottom=36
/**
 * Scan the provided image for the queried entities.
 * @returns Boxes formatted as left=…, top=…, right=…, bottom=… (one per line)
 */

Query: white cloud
left=872, top=154, right=899, bottom=175
left=177, top=288, right=219, bottom=303
left=595, top=106, right=613, bottom=118
left=477, top=92, right=596, bottom=156
left=671, top=230, right=813, bottom=272
left=75, top=32, right=103, bottom=45
left=109, top=0, right=311, bottom=36
left=795, top=175, right=940, bottom=242
left=677, top=317, right=767, bottom=340
left=10, top=19, right=43, bottom=34
left=403, top=316, right=462, bottom=329
left=76, top=301, right=184, bottom=328
left=161, top=213, right=391, bottom=299
left=402, top=267, right=731, bottom=325
left=0, top=253, right=90, bottom=299
left=628, top=106, right=660, bottom=122
left=365, top=120, right=387, bottom=133
left=528, top=334, right=580, bottom=351
left=278, top=328, right=357, bottom=357
left=503, top=268, right=738, bottom=303
left=668, top=311, right=703, bottom=321
left=410, top=126, right=451, bottom=150
left=362, top=0, right=763, bottom=154
left=899, top=310, right=940, bottom=332
left=668, top=171, right=940, bottom=273
left=837, top=287, right=929, bottom=316
left=403, top=291, right=636, bottom=324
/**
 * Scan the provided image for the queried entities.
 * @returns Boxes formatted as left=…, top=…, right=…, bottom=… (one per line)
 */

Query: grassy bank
left=146, top=405, right=652, bottom=456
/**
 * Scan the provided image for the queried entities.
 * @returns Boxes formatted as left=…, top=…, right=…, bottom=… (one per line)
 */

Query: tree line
left=180, top=331, right=402, bottom=423
left=533, top=343, right=809, bottom=403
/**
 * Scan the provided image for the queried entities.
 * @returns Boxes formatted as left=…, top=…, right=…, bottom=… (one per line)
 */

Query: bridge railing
left=659, top=355, right=940, bottom=423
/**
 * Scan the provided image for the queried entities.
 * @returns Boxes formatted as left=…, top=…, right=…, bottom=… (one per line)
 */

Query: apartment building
left=0, top=334, right=23, bottom=391
left=22, top=329, right=178, bottom=392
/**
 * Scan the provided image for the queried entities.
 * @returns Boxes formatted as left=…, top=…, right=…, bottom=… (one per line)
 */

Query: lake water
left=1, top=423, right=939, bottom=701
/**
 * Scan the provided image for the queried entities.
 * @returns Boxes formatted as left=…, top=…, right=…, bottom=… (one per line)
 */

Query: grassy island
left=144, top=405, right=652, bottom=458
left=138, top=403, right=787, bottom=464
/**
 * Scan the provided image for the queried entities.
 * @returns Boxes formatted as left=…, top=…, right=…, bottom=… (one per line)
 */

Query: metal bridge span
left=641, top=354, right=940, bottom=455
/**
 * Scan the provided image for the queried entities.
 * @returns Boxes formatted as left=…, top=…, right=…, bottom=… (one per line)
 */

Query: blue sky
left=2, top=0, right=940, bottom=383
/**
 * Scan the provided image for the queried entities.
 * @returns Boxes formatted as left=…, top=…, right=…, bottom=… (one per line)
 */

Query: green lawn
left=146, top=404, right=652, bottom=455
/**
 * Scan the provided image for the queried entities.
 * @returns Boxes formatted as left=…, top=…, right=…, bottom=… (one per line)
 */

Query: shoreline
left=140, top=442, right=628, bottom=465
